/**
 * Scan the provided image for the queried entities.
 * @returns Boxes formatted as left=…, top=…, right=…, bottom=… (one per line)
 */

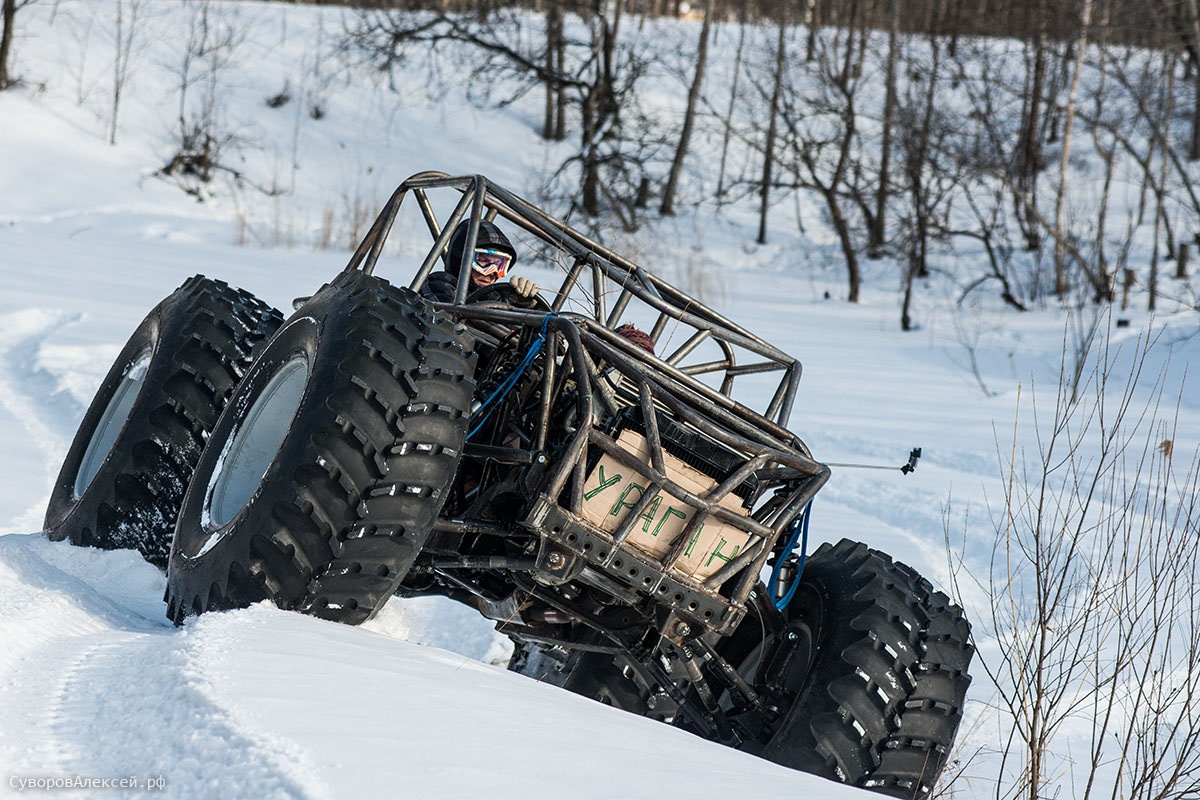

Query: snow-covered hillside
left=2, top=532, right=879, bottom=799
left=3, top=1, right=1200, bottom=798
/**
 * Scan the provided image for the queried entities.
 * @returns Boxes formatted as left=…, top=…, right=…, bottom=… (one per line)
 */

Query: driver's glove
left=511, top=276, right=540, bottom=299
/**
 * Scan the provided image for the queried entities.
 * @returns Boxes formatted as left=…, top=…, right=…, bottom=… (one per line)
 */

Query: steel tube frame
left=340, top=171, right=831, bottom=632
left=344, top=172, right=804, bottom=427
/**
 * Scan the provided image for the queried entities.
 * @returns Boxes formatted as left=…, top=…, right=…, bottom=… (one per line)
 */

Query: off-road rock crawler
left=72, top=173, right=970, bottom=794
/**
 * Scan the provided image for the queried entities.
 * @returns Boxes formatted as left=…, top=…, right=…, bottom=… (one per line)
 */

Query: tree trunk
left=581, top=4, right=605, bottom=215
left=1016, top=1, right=1048, bottom=251
left=1053, top=0, right=1092, bottom=298
left=1185, top=0, right=1200, bottom=159
left=581, top=0, right=622, bottom=217
left=1192, top=71, right=1200, bottom=160
left=871, top=0, right=899, bottom=256
left=1021, top=42, right=1047, bottom=178
left=758, top=11, right=787, bottom=245
left=554, top=12, right=565, bottom=141
left=804, top=0, right=817, bottom=63
left=715, top=16, right=747, bottom=199
left=901, top=256, right=918, bottom=331
left=1091, top=0, right=1114, bottom=302
left=659, top=0, right=712, bottom=216
left=1095, top=133, right=1116, bottom=302
left=543, top=2, right=563, bottom=141
left=0, top=0, right=14, bottom=90
left=902, top=21, right=942, bottom=328
left=1151, top=50, right=1177, bottom=311
left=110, top=0, right=125, bottom=145
left=948, top=0, right=961, bottom=56
left=581, top=94, right=601, bottom=215
left=826, top=187, right=861, bottom=302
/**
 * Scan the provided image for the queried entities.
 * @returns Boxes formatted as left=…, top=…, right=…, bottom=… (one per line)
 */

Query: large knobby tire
left=166, top=270, right=476, bottom=626
left=762, top=539, right=973, bottom=798
left=44, top=276, right=283, bottom=568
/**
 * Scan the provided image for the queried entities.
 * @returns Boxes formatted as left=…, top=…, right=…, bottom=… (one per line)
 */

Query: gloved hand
left=511, top=275, right=539, bottom=299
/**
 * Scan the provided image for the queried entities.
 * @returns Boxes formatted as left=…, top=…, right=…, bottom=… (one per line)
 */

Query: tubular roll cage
left=343, top=172, right=830, bottom=639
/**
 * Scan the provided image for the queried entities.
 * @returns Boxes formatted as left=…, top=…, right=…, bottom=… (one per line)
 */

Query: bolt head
left=674, top=622, right=691, bottom=637
left=546, top=551, right=566, bottom=569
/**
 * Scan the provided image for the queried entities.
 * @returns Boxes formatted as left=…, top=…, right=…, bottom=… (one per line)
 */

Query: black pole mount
left=825, top=446, right=922, bottom=475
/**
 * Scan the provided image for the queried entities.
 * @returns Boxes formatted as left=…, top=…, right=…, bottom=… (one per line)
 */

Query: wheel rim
left=206, top=357, right=308, bottom=532
left=74, top=351, right=152, bottom=498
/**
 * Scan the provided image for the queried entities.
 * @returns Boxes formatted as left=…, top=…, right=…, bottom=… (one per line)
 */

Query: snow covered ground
left=2, top=1, right=1200, bottom=798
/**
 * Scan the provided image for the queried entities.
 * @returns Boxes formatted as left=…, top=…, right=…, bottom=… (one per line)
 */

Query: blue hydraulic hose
left=768, top=499, right=812, bottom=611
left=466, top=314, right=556, bottom=441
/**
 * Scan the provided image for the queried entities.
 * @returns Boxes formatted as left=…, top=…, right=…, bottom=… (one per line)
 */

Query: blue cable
left=467, top=314, right=556, bottom=440
left=768, top=499, right=812, bottom=611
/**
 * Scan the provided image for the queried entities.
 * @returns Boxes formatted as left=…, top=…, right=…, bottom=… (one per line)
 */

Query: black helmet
left=447, top=219, right=517, bottom=275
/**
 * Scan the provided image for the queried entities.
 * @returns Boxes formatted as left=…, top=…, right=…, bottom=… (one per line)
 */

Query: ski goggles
left=471, top=249, right=512, bottom=278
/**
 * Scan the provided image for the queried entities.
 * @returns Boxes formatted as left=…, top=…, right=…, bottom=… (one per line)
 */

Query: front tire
left=166, top=270, right=476, bottom=626
left=44, top=276, right=282, bottom=567
left=761, top=539, right=973, bottom=797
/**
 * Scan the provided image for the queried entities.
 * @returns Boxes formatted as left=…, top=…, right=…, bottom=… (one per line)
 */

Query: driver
left=421, top=220, right=540, bottom=305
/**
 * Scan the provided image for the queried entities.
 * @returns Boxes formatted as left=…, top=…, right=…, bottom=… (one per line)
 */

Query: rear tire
left=512, top=540, right=973, bottom=797
left=166, top=270, right=476, bottom=626
left=44, top=276, right=282, bottom=568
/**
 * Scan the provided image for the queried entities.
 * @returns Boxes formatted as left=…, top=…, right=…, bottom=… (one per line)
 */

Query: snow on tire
left=762, top=539, right=974, bottom=798
left=44, top=276, right=283, bottom=568
left=166, top=270, right=476, bottom=626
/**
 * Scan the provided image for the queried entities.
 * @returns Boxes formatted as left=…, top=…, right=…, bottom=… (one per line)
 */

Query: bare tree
left=953, top=322, right=1200, bottom=799
left=1052, top=1, right=1092, bottom=297
left=1014, top=0, right=1051, bottom=252
left=577, top=0, right=627, bottom=218
left=659, top=0, right=712, bottom=216
left=60, top=6, right=103, bottom=107
left=870, top=0, right=900, bottom=257
left=543, top=0, right=566, bottom=141
left=338, top=0, right=1200, bottom=311
left=347, top=1, right=653, bottom=223
left=949, top=191, right=1030, bottom=312
left=714, top=12, right=748, bottom=200
left=898, top=26, right=956, bottom=330
left=1148, top=49, right=1177, bottom=312
left=108, top=0, right=143, bottom=145
left=756, top=5, right=786, bottom=245
left=1083, top=0, right=1117, bottom=304
left=160, top=0, right=251, bottom=195
left=1161, top=0, right=1200, bottom=159
left=774, top=11, right=869, bottom=302
left=944, top=36, right=1039, bottom=308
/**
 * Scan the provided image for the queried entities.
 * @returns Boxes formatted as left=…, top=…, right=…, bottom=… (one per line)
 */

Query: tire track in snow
left=0, top=535, right=319, bottom=799
left=45, top=634, right=315, bottom=799
left=0, top=309, right=86, bottom=531
left=0, top=309, right=86, bottom=450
